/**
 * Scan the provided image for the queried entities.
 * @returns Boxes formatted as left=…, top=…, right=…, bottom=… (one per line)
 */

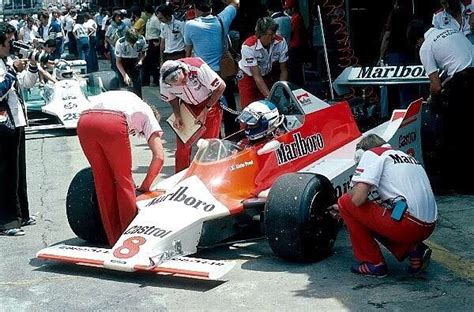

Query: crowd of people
left=0, top=0, right=473, bottom=281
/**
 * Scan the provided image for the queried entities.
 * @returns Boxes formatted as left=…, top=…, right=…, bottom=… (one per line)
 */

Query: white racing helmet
left=237, top=100, right=284, bottom=141
left=55, top=62, right=74, bottom=80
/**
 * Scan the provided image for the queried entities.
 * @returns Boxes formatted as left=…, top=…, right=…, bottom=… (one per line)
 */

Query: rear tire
left=66, top=167, right=107, bottom=244
left=265, top=173, right=339, bottom=262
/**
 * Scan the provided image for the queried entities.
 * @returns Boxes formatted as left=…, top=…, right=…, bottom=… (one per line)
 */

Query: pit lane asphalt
left=1, top=80, right=473, bottom=312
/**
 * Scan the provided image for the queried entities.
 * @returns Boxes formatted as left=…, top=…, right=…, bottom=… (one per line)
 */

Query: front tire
left=66, top=167, right=107, bottom=244
left=265, top=173, right=339, bottom=262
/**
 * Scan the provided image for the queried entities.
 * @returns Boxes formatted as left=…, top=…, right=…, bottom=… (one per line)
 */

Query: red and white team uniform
left=432, top=1, right=473, bottom=35
left=77, top=91, right=163, bottom=245
left=160, top=57, right=223, bottom=172
left=338, top=146, right=437, bottom=264
left=237, top=35, right=288, bottom=108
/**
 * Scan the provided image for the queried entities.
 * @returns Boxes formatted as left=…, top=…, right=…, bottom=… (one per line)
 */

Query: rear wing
left=333, top=65, right=429, bottom=96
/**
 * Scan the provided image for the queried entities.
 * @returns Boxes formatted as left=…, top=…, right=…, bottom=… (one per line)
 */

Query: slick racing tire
left=90, top=71, right=120, bottom=91
left=66, top=167, right=107, bottom=244
left=265, top=173, right=339, bottom=262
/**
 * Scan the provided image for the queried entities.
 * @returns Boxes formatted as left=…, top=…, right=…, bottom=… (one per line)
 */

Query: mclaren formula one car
left=24, top=60, right=119, bottom=131
left=37, top=81, right=424, bottom=280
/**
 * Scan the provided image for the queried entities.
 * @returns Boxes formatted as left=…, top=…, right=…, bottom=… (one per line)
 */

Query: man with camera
left=0, top=22, right=39, bottom=236
left=332, top=134, right=437, bottom=277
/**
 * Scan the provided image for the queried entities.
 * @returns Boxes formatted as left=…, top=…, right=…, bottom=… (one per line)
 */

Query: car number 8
left=113, top=236, right=146, bottom=259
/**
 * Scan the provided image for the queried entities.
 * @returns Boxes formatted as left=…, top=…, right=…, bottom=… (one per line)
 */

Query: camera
left=11, top=40, right=50, bottom=64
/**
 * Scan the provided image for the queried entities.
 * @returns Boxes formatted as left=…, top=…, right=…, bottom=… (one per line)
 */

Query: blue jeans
left=77, top=37, right=90, bottom=61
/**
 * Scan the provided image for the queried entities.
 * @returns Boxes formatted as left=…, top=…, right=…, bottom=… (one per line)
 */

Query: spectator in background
left=285, top=0, right=307, bottom=87
left=267, top=0, right=291, bottom=44
left=38, top=9, right=64, bottom=60
left=105, top=10, right=129, bottom=77
left=18, top=17, right=39, bottom=44
left=84, top=12, right=99, bottom=73
left=432, top=0, right=472, bottom=36
left=73, top=13, right=90, bottom=62
left=237, top=17, right=288, bottom=109
left=133, top=4, right=154, bottom=36
left=378, top=0, right=415, bottom=117
left=157, top=4, right=186, bottom=65
left=184, top=0, right=240, bottom=136
left=143, top=4, right=162, bottom=87
left=115, top=29, right=148, bottom=98
left=64, top=9, right=77, bottom=57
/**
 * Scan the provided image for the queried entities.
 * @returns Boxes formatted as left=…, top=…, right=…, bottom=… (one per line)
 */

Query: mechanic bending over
left=331, top=134, right=437, bottom=277
left=407, top=19, right=474, bottom=193
left=77, top=92, right=164, bottom=245
left=160, top=57, right=226, bottom=172
left=0, top=22, right=39, bottom=236
left=237, top=17, right=288, bottom=109
left=115, top=29, right=148, bottom=98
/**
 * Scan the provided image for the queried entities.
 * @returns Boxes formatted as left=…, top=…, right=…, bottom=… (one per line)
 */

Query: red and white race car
left=37, top=82, right=424, bottom=280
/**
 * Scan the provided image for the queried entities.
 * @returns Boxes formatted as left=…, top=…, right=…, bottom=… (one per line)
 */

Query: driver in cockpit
left=236, top=99, right=285, bottom=148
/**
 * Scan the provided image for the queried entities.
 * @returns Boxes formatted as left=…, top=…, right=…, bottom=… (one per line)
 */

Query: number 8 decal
left=113, top=236, right=146, bottom=259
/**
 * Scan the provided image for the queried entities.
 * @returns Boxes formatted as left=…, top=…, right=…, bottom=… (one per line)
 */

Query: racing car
left=37, top=81, right=424, bottom=280
left=23, top=60, right=119, bottom=131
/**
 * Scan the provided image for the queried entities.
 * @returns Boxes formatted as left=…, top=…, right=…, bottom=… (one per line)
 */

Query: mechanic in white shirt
left=157, top=4, right=186, bottom=65
left=432, top=0, right=472, bottom=36
left=408, top=19, right=474, bottom=193
left=160, top=57, right=226, bottom=172
left=238, top=17, right=289, bottom=109
left=115, top=29, right=148, bottom=98
left=334, top=134, right=437, bottom=277
left=77, top=91, right=164, bottom=246
left=142, top=7, right=162, bottom=86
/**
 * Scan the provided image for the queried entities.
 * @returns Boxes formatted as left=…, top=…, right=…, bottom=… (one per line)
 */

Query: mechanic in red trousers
left=332, top=134, right=437, bottom=277
left=77, top=91, right=164, bottom=246
left=237, top=17, right=288, bottom=109
left=160, top=57, right=225, bottom=172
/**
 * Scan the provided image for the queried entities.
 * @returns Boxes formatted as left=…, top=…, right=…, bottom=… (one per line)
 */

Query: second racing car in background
left=23, top=60, right=120, bottom=131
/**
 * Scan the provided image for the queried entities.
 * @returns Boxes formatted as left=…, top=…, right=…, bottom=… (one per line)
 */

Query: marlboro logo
left=276, top=132, right=324, bottom=165
left=349, top=66, right=427, bottom=81
left=145, top=186, right=215, bottom=212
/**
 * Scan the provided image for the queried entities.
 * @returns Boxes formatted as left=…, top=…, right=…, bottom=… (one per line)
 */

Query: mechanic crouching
left=332, top=134, right=437, bottom=277
left=77, top=92, right=164, bottom=245
left=115, top=29, right=148, bottom=98
left=0, top=23, right=39, bottom=236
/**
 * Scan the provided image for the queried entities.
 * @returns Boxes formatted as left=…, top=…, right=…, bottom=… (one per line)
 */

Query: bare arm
left=279, top=61, right=288, bottom=81
left=115, top=56, right=129, bottom=84
left=227, top=0, right=240, bottom=9
left=350, top=182, right=371, bottom=207
left=185, top=44, right=193, bottom=57
left=428, top=71, right=442, bottom=96
left=139, top=132, right=165, bottom=192
left=159, top=38, right=165, bottom=66
left=250, top=65, right=270, bottom=98
left=195, top=79, right=226, bottom=125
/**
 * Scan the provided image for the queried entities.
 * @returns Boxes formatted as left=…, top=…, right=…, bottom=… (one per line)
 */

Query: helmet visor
left=237, top=109, right=261, bottom=126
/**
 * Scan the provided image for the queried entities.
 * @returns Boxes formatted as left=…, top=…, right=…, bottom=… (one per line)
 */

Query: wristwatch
left=206, top=103, right=213, bottom=109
